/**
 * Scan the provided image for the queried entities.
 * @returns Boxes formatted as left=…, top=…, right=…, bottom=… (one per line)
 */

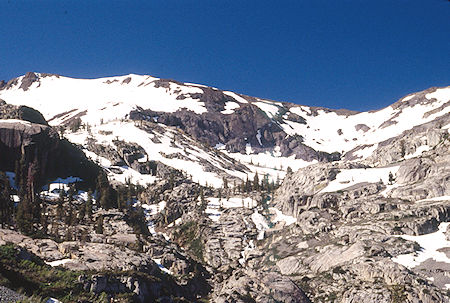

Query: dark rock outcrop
left=0, top=120, right=99, bottom=189
left=0, top=101, right=48, bottom=125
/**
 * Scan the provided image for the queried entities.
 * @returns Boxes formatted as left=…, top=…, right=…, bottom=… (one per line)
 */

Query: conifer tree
left=95, top=215, right=104, bottom=234
left=245, top=176, right=251, bottom=193
left=223, top=177, right=228, bottom=189
left=0, top=172, right=13, bottom=228
left=253, top=172, right=260, bottom=191
left=199, top=188, right=206, bottom=212
left=85, top=190, right=93, bottom=221
left=286, top=166, right=293, bottom=176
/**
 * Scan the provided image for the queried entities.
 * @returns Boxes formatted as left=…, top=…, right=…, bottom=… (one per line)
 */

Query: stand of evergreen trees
left=0, top=172, right=13, bottom=228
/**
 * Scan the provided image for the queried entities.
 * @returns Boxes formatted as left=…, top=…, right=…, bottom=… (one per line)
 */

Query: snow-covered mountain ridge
left=0, top=72, right=449, bottom=187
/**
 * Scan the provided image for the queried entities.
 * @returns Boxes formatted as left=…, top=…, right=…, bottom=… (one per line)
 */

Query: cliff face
left=0, top=99, right=48, bottom=125
left=0, top=121, right=59, bottom=179
left=0, top=119, right=99, bottom=189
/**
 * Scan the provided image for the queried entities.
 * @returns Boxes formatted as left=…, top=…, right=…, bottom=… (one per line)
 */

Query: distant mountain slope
left=1, top=72, right=448, bottom=187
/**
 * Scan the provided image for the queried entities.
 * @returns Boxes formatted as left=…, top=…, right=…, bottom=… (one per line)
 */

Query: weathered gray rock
left=213, top=268, right=311, bottom=303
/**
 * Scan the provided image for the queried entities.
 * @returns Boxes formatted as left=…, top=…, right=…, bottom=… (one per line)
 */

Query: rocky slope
left=0, top=73, right=449, bottom=302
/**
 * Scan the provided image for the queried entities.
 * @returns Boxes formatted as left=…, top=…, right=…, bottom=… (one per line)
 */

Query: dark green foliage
left=64, top=201, right=74, bottom=226
left=0, top=172, right=13, bottom=227
left=253, top=172, right=259, bottom=191
left=15, top=160, right=42, bottom=236
left=96, top=173, right=117, bottom=210
left=168, top=171, right=175, bottom=190
left=68, top=117, right=82, bottom=132
left=286, top=166, right=293, bottom=176
left=85, top=190, right=93, bottom=220
left=222, top=177, right=228, bottom=189
left=199, top=188, right=206, bottom=212
left=389, top=284, right=407, bottom=303
left=0, top=244, right=184, bottom=302
left=0, top=244, right=83, bottom=300
left=95, top=215, right=104, bottom=234
left=245, top=175, right=251, bottom=193
left=388, top=172, right=395, bottom=185
left=173, top=221, right=204, bottom=262
left=126, top=206, right=149, bottom=236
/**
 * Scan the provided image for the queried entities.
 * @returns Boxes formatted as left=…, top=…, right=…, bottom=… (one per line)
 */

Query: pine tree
left=199, top=188, right=206, bottom=212
left=65, top=200, right=73, bottom=226
left=388, top=172, right=395, bottom=185
left=15, top=160, right=42, bottom=236
left=57, top=190, right=65, bottom=221
left=245, top=176, right=251, bottom=193
left=253, top=172, right=260, bottom=191
left=286, top=166, right=293, bottom=176
left=67, top=184, right=77, bottom=199
left=96, top=173, right=116, bottom=209
left=95, top=215, right=104, bottom=234
left=85, top=190, right=93, bottom=221
left=16, top=195, right=33, bottom=235
left=0, top=172, right=13, bottom=228
left=223, top=178, right=228, bottom=190
left=168, top=172, right=175, bottom=190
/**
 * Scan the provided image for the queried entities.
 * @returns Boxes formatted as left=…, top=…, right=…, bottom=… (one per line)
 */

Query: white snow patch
left=290, top=106, right=311, bottom=116
left=0, top=74, right=207, bottom=127
left=205, top=197, right=257, bottom=222
left=417, top=196, right=450, bottom=203
left=152, top=258, right=173, bottom=275
left=221, top=101, right=240, bottom=114
left=425, top=87, right=450, bottom=102
left=66, top=121, right=223, bottom=187
left=392, top=222, right=450, bottom=269
left=251, top=210, right=270, bottom=240
left=0, top=119, right=32, bottom=126
left=46, top=298, right=63, bottom=303
left=45, top=259, right=72, bottom=267
left=224, top=149, right=315, bottom=183
left=352, top=144, right=378, bottom=160
left=238, top=239, right=255, bottom=265
left=404, top=145, right=430, bottom=159
left=380, top=183, right=402, bottom=198
left=401, top=94, right=415, bottom=102
left=245, top=143, right=253, bottom=155
left=280, top=91, right=450, bottom=154
left=321, top=166, right=400, bottom=193
left=215, top=143, right=226, bottom=150
left=269, top=207, right=297, bottom=226
left=141, top=201, right=167, bottom=216
left=256, top=129, right=262, bottom=146
left=223, top=91, right=248, bottom=103
left=254, top=101, right=279, bottom=118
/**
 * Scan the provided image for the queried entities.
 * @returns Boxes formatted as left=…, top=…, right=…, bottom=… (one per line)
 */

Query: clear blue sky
left=1, top=1, right=449, bottom=111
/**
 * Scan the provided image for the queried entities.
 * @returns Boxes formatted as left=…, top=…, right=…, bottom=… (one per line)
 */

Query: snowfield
left=65, top=121, right=225, bottom=187
left=1, top=74, right=207, bottom=127
left=1, top=73, right=448, bottom=187
left=321, top=166, right=400, bottom=193
left=392, top=222, right=450, bottom=269
left=281, top=87, right=450, bottom=155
